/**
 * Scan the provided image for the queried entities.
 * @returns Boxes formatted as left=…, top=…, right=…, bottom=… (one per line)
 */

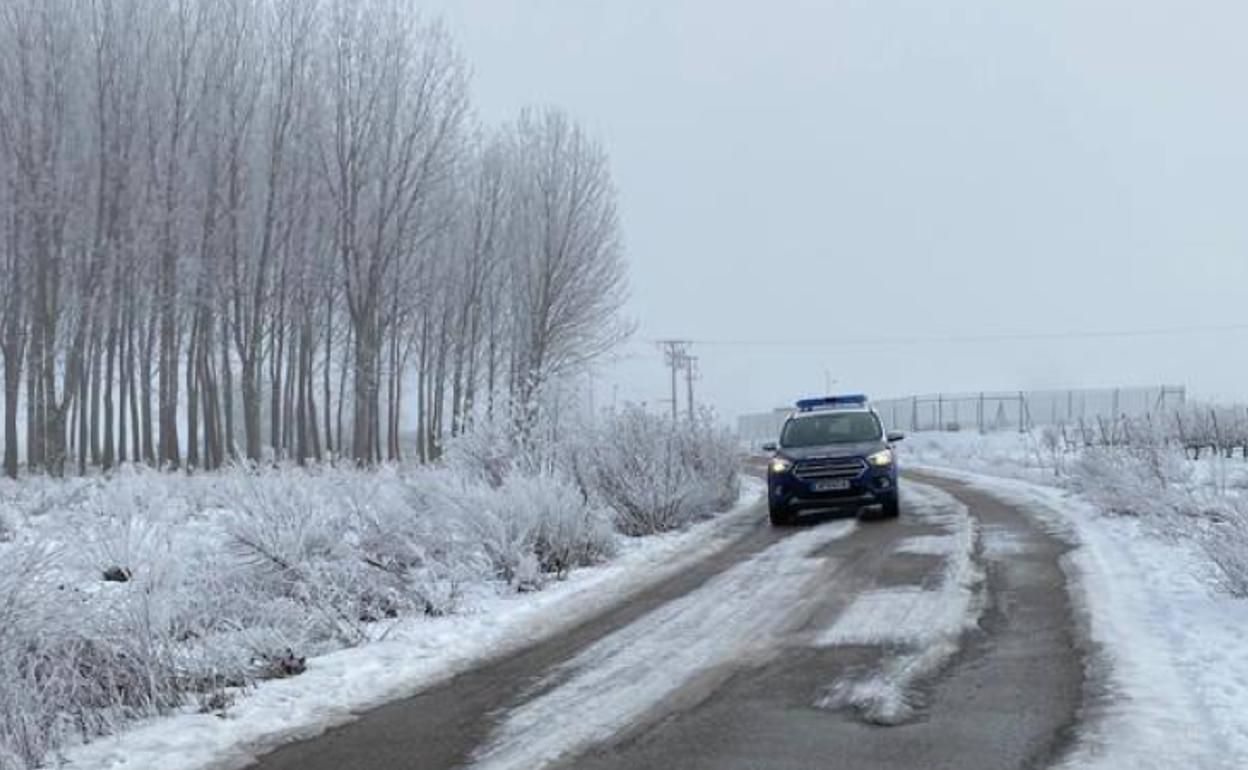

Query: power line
left=643, top=322, right=1248, bottom=350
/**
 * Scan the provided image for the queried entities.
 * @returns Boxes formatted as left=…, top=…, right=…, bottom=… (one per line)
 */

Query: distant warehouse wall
left=738, top=385, right=1187, bottom=444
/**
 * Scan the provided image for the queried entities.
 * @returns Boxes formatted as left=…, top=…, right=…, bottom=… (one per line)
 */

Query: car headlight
left=769, top=457, right=793, bottom=474
left=866, top=449, right=894, bottom=467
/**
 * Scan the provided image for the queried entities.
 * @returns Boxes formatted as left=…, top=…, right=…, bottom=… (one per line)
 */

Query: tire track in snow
left=556, top=477, right=1085, bottom=770
left=468, top=519, right=859, bottom=770
left=813, top=481, right=985, bottom=725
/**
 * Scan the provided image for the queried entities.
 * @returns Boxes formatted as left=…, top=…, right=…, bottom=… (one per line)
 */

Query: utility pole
left=684, top=354, right=698, bottom=422
left=656, top=340, right=691, bottom=421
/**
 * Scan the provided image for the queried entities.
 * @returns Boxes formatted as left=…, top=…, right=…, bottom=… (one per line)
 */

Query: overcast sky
left=425, top=0, right=1248, bottom=420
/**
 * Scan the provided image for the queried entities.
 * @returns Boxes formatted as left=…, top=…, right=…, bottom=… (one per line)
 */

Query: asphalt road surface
left=247, top=472, right=1085, bottom=770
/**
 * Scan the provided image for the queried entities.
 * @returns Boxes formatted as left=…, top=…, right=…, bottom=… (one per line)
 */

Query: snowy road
left=247, top=474, right=1085, bottom=770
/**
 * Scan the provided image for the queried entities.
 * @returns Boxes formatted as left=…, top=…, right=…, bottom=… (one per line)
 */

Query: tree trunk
left=186, top=319, right=200, bottom=470
left=2, top=344, right=22, bottom=479
left=352, top=319, right=379, bottom=465
left=221, top=311, right=235, bottom=461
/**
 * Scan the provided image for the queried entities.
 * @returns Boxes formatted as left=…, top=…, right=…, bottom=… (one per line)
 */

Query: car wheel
left=769, top=504, right=794, bottom=527
left=880, top=494, right=901, bottom=519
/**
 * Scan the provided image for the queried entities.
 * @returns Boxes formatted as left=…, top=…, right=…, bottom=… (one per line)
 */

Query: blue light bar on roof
left=795, top=394, right=869, bottom=412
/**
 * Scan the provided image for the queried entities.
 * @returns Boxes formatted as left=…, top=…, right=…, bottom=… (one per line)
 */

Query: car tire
left=769, top=504, right=794, bottom=527
left=880, top=493, right=901, bottom=519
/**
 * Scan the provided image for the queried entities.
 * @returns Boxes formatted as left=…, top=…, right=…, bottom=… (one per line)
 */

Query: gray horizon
left=428, top=0, right=1248, bottom=418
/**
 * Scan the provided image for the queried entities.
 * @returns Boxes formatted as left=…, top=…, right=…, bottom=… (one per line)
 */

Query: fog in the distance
left=428, top=0, right=1248, bottom=417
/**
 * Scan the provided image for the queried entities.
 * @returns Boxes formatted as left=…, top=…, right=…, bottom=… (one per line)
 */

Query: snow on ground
left=1, top=409, right=744, bottom=770
left=905, top=432, right=1248, bottom=770
left=470, top=513, right=858, bottom=770
left=816, top=483, right=979, bottom=648
left=56, top=481, right=765, bottom=770
left=814, top=481, right=984, bottom=725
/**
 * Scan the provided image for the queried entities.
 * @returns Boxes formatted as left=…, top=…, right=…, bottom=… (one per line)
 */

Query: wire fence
left=873, top=385, right=1186, bottom=433
left=737, top=385, right=1187, bottom=446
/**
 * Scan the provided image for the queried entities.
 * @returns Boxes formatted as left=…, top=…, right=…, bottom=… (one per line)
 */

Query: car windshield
left=781, top=412, right=882, bottom=448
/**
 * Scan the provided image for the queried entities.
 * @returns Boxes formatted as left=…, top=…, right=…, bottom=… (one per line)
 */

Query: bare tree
left=1, top=0, right=96, bottom=477
left=317, top=1, right=467, bottom=464
left=0, top=85, right=24, bottom=479
left=0, top=1, right=631, bottom=477
left=505, top=109, right=630, bottom=435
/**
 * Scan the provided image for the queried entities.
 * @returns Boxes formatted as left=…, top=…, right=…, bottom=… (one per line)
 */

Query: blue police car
left=761, top=394, right=905, bottom=526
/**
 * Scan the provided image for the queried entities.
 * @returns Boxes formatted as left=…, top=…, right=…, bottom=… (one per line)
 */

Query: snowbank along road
left=247, top=473, right=1085, bottom=770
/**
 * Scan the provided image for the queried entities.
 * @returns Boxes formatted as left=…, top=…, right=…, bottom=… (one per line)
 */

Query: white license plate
left=812, top=479, right=851, bottom=492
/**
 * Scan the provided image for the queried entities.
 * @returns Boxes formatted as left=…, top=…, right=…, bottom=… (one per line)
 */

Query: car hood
left=778, top=440, right=887, bottom=461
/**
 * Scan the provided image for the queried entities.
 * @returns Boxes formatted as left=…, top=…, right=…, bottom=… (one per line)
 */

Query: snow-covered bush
left=440, top=413, right=518, bottom=486
left=0, top=545, right=63, bottom=770
left=498, top=473, right=614, bottom=578
left=337, top=470, right=483, bottom=617
left=1065, top=445, right=1248, bottom=594
left=1205, top=500, right=1248, bottom=597
left=0, top=539, right=196, bottom=770
left=0, top=405, right=743, bottom=768
left=224, top=471, right=383, bottom=648
left=0, top=468, right=437, bottom=769
left=437, top=471, right=614, bottom=588
left=1066, top=443, right=1248, bottom=594
left=1068, top=445, right=1195, bottom=518
left=575, top=406, right=740, bottom=536
left=443, top=403, right=743, bottom=539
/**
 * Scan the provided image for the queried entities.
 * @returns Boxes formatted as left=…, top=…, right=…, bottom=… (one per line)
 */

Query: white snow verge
left=57, top=481, right=766, bottom=770
left=914, top=466, right=1248, bottom=770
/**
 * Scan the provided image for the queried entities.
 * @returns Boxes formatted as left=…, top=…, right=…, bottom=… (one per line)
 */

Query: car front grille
left=792, top=457, right=867, bottom=480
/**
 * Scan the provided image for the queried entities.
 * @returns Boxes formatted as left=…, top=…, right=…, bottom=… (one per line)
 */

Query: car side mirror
left=886, top=431, right=906, bottom=443
left=761, top=442, right=778, bottom=453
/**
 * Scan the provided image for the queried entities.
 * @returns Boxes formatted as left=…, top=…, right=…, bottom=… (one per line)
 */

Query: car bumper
left=768, top=467, right=897, bottom=510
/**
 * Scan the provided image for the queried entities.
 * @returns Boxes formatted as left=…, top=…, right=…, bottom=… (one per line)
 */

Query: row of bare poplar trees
left=0, top=0, right=629, bottom=478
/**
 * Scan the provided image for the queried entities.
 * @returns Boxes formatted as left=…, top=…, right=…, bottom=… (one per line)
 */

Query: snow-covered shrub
left=440, top=412, right=518, bottom=486
left=0, top=537, right=198, bottom=770
left=1199, top=496, right=1248, bottom=597
left=1034, top=426, right=1067, bottom=477
left=443, top=472, right=614, bottom=588
left=1068, top=445, right=1194, bottom=518
left=224, top=471, right=376, bottom=647
left=0, top=545, right=62, bottom=770
left=340, top=468, right=485, bottom=617
left=219, top=466, right=496, bottom=647
left=78, top=494, right=167, bottom=582
left=497, top=473, right=614, bottom=578
left=0, top=405, right=742, bottom=767
left=444, top=404, right=741, bottom=539
left=576, top=406, right=740, bottom=536
left=460, top=483, right=542, bottom=588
